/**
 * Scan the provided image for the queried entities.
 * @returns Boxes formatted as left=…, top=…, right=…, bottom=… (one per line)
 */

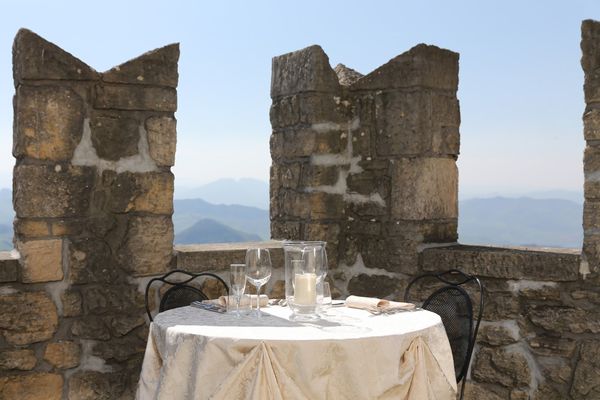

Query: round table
left=136, top=305, right=457, bottom=400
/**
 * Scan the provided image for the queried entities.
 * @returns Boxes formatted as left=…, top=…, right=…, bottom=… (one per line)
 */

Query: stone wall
left=268, top=22, right=600, bottom=400
left=0, top=29, right=178, bottom=399
left=270, top=44, right=460, bottom=298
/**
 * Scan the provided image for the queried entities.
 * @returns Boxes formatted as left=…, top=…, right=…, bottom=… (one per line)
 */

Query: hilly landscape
left=0, top=182, right=586, bottom=251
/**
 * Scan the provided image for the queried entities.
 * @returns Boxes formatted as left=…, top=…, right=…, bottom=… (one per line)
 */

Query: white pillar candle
left=294, top=273, right=317, bottom=305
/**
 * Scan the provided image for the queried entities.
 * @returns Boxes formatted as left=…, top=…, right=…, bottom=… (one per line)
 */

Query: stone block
left=44, top=341, right=80, bottom=369
left=519, top=284, right=561, bottom=301
left=92, top=334, right=146, bottom=362
left=582, top=20, right=600, bottom=103
left=13, top=28, right=98, bottom=82
left=528, top=305, right=600, bottom=334
left=0, top=349, right=36, bottom=370
left=271, top=45, right=340, bottom=98
left=421, top=245, right=580, bottom=281
left=275, top=127, right=346, bottom=158
left=308, top=192, right=344, bottom=219
left=118, top=215, right=174, bottom=276
left=274, top=190, right=310, bottom=219
left=478, top=324, right=519, bottom=347
left=461, top=382, right=507, bottom=400
left=347, top=273, right=403, bottom=299
left=102, top=43, right=179, bottom=87
left=270, top=93, right=346, bottom=128
left=68, top=371, right=132, bottom=400
left=145, top=116, right=177, bottom=166
left=105, top=171, right=174, bottom=215
left=270, top=221, right=301, bottom=240
left=13, top=164, right=94, bottom=219
left=584, top=145, right=600, bottom=179
left=93, top=84, right=177, bottom=112
left=383, top=220, right=458, bottom=243
left=584, top=200, right=600, bottom=232
left=17, top=239, right=63, bottom=283
left=0, top=253, right=18, bottom=283
left=71, top=317, right=110, bottom=340
left=271, top=163, right=302, bottom=190
left=301, top=164, right=340, bottom=187
left=61, top=290, right=82, bottom=317
left=269, top=280, right=285, bottom=298
left=14, top=219, right=50, bottom=237
left=346, top=169, right=390, bottom=197
left=584, top=108, right=600, bottom=140
left=14, top=85, right=85, bottom=161
left=374, top=91, right=460, bottom=157
left=391, top=157, right=457, bottom=220
left=68, top=238, right=120, bottom=284
left=0, top=290, right=58, bottom=345
left=585, top=180, right=600, bottom=200
left=0, top=372, right=63, bottom=400
left=90, top=112, right=140, bottom=160
left=472, top=347, right=531, bottom=388
left=528, top=336, right=576, bottom=357
left=360, top=236, right=420, bottom=274
left=571, top=340, right=600, bottom=399
left=351, top=44, right=459, bottom=91
left=81, top=285, right=144, bottom=315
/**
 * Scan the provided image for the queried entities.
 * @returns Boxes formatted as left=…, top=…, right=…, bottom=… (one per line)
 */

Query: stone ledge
left=175, top=241, right=284, bottom=272
left=0, top=251, right=18, bottom=283
left=421, top=244, right=581, bottom=281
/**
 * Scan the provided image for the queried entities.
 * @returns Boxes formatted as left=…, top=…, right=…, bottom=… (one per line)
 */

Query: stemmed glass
left=245, top=248, right=272, bottom=317
left=229, top=264, right=246, bottom=318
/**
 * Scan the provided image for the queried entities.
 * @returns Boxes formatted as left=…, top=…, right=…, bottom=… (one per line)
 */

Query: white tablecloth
left=136, top=306, right=457, bottom=400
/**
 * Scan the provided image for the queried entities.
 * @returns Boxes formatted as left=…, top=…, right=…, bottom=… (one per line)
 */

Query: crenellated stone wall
left=0, top=29, right=178, bottom=399
left=270, top=44, right=460, bottom=298
left=268, top=21, right=600, bottom=400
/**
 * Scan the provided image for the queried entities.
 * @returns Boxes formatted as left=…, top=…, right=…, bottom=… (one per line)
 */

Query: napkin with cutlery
left=345, top=295, right=415, bottom=312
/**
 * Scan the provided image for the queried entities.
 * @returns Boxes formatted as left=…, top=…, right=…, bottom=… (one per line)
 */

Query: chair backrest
left=404, top=269, right=483, bottom=385
left=145, top=269, right=229, bottom=321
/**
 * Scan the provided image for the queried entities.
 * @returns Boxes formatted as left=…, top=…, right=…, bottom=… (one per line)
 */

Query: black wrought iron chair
left=145, top=269, right=229, bottom=321
left=404, top=269, right=483, bottom=400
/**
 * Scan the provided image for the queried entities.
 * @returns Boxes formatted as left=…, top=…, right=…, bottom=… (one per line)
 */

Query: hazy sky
left=0, top=1, right=597, bottom=197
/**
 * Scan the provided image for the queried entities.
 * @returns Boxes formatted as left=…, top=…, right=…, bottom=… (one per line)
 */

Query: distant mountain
left=0, top=189, right=12, bottom=224
left=175, top=218, right=261, bottom=244
left=0, top=224, right=12, bottom=251
left=175, top=178, right=269, bottom=210
left=459, top=197, right=583, bottom=248
left=173, top=198, right=269, bottom=240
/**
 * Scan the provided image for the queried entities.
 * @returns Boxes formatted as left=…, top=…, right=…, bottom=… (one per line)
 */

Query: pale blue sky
left=0, top=1, right=597, bottom=197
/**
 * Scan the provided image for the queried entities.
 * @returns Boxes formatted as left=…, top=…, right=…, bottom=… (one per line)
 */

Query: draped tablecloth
left=136, top=306, right=457, bottom=400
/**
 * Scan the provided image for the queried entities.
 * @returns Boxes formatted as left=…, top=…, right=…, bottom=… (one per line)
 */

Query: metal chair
left=404, top=269, right=484, bottom=400
left=145, top=269, right=229, bottom=321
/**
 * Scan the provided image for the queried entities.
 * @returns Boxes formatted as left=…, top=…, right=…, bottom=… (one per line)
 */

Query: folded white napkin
left=345, top=295, right=415, bottom=312
left=217, top=294, right=269, bottom=307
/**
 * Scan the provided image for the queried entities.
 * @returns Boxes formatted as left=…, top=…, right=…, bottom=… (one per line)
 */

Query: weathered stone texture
left=118, top=216, right=174, bottom=276
left=17, top=238, right=63, bottom=283
left=94, top=84, right=177, bottom=112
left=44, top=341, right=80, bottom=369
left=90, top=112, right=140, bottom=160
left=61, top=290, right=82, bottom=317
left=271, top=45, right=340, bottom=98
left=146, top=116, right=177, bottom=166
left=102, top=43, right=179, bottom=87
left=14, top=85, right=85, bottom=161
left=0, top=252, right=18, bottom=283
left=391, top=157, right=458, bottom=220
left=0, top=372, right=63, bottom=400
left=13, top=165, right=94, bottom=218
left=0, top=349, right=36, bottom=370
left=13, top=28, right=98, bottom=82
left=422, top=245, right=580, bottom=281
left=571, top=340, right=600, bottom=399
left=0, top=290, right=58, bottom=345
left=347, top=274, right=403, bottom=298
left=472, top=347, right=531, bottom=388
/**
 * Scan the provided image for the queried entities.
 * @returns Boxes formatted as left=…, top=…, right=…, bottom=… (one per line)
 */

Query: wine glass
left=245, top=248, right=272, bottom=317
left=229, top=264, right=246, bottom=318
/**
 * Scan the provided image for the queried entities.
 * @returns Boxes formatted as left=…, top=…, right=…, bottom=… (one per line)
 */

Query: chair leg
left=458, top=377, right=467, bottom=400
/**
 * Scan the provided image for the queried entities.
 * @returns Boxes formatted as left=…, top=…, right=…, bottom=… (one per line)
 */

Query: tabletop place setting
left=137, top=240, right=460, bottom=400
